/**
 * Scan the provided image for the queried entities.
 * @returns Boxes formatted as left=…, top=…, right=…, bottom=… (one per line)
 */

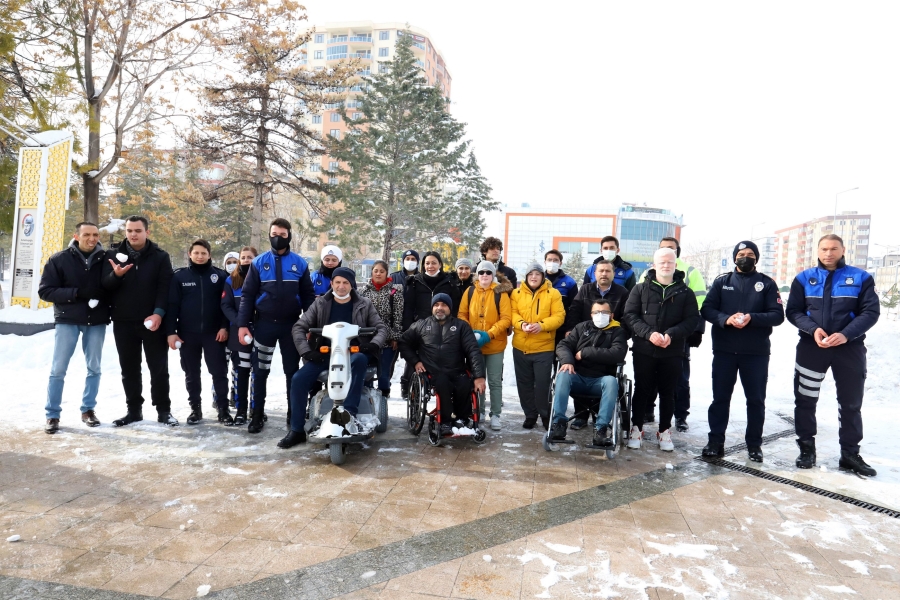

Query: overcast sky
left=301, top=1, right=900, bottom=253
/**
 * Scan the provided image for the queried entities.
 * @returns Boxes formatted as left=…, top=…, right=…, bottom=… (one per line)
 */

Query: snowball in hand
left=115, top=253, right=128, bottom=263
left=244, top=334, right=253, bottom=344
left=144, top=320, right=154, bottom=330
left=175, top=341, right=182, bottom=349
left=88, top=299, right=99, bottom=308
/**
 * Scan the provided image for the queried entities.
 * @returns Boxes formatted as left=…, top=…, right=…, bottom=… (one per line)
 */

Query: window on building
left=307, top=240, right=317, bottom=251
left=330, top=112, right=341, bottom=122
left=309, top=163, right=321, bottom=172
left=314, top=34, right=324, bottom=44
left=328, top=177, right=338, bottom=185
left=329, top=161, right=339, bottom=170
left=313, top=50, right=323, bottom=59
left=378, top=62, right=390, bottom=74
left=587, top=242, right=600, bottom=254
left=311, top=114, right=322, bottom=124
left=352, top=112, right=362, bottom=120
left=378, top=47, right=389, bottom=57
left=379, top=30, right=390, bottom=40
left=326, top=45, right=347, bottom=59
left=558, top=241, right=581, bottom=254
left=329, top=129, right=341, bottom=139
left=620, top=219, right=675, bottom=242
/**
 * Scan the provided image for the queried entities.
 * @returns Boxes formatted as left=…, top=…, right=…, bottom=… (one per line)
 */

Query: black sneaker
left=158, top=412, right=179, bottom=426
left=796, top=438, right=816, bottom=469
left=45, top=418, right=59, bottom=434
left=747, top=447, right=763, bottom=462
left=522, top=417, right=537, bottom=430
left=593, top=426, right=613, bottom=447
left=277, top=430, right=307, bottom=448
left=674, top=418, right=689, bottom=432
left=439, top=423, right=453, bottom=436
left=248, top=409, right=265, bottom=434
left=217, top=408, right=234, bottom=426
left=113, top=410, right=143, bottom=427
left=550, top=422, right=568, bottom=441
left=186, top=404, right=202, bottom=425
left=702, top=442, right=725, bottom=458
left=839, top=451, right=876, bottom=477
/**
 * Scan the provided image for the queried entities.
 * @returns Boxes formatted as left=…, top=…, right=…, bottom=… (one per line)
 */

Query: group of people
left=37, top=215, right=880, bottom=476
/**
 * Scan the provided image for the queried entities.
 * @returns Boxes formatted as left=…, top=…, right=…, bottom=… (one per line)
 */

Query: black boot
left=593, top=426, right=613, bottom=447
left=522, top=416, right=537, bottom=429
left=248, top=405, right=266, bottom=434
left=277, top=430, right=307, bottom=448
left=233, top=408, right=247, bottom=426
left=187, top=403, right=202, bottom=425
left=218, top=406, right=234, bottom=426
left=796, top=438, right=816, bottom=469
left=158, top=411, right=179, bottom=426
left=702, top=442, right=725, bottom=458
left=747, top=447, right=763, bottom=463
left=550, top=422, right=567, bottom=441
left=113, top=409, right=143, bottom=427
left=839, top=450, right=876, bottom=476
left=674, top=417, right=689, bottom=432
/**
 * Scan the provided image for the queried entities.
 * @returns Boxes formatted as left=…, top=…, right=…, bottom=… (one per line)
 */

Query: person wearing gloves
left=701, top=241, right=784, bottom=462
left=449, top=257, right=476, bottom=298
left=312, top=245, right=343, bottom=297
left=551, top=299, right=628, bottom=446
left=390, top=249, right=419, bottom=287
left=623, top=248, right=700, bottom=451
left=400, top=293, right=486, bottom=435
left=278, top=267, right=389, bottom=448
left=221, top=246, right=258, bottom=425
left=360, top=260, right=405, bottom=399
left=457, top=260, right=513, bottom=430
left=786, top=234, right=880, bottom=476
left=38, top=222, right=111, bottom=433
left=511, top=262, right=566, bottom=430
left=165, top=239, right=231, bottom=425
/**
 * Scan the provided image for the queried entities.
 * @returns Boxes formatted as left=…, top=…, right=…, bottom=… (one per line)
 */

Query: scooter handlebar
left=308, top=326, right=377, bottom=337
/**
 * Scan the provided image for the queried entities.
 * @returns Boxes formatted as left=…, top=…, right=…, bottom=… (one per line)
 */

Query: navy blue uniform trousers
left=178, top=331, right=228, bottom=408
left=794, top=337, right=866, bottom=453
left=251, top=319, right=300, bottom=410
left=708, top=353, right=769, bottom=446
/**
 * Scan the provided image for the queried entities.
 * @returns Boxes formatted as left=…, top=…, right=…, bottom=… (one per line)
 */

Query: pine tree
left=321, top=31, right=497, bottom=261
left=564, top=250, right=587, bottom=278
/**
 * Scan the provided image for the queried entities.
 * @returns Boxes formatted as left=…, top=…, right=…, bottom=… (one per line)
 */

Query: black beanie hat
left=733, top=240, right=760, bottom=263
left=431, top=292, right=453, bottom=310
left=331, top=266, right=357, bottom=288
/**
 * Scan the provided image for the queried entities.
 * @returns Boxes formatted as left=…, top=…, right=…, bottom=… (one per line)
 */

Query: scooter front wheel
left=329, top=443, right=347, bottom=465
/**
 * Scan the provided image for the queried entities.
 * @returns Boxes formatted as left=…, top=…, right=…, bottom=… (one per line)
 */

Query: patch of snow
left=360, top=571, right=376, bottom=579
left=482, top=555, right=491, bottom=562
left=544, top=542, right=581, bottom=555
left=784, top=552, right=812, bottom=565
left=721, top=487, right=734, bottom=495
left=817, top=585, right=857, bottom=594
left=7, top=535, right=21, bottom=542
left=196, top=584, right=211, bottom=596
left=840, top=560, right=869, bottom=575
left=164, top=499, right=181, bottom=507
left=665, top=463, right=674, bottom=470
left=221, top=467, right=250, bottom=475
left=502, top=443, right=521, bottom=448
left=0, top=305, right=55, bottom=324
left=377, top=447, right=402, bottom=453
left=645, top=541, right=718, bottom=559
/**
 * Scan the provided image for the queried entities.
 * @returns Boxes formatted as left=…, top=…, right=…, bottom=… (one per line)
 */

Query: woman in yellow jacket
left=458, top=261, right=513, bottom=431
left=511, top=262, right=566, bottom=430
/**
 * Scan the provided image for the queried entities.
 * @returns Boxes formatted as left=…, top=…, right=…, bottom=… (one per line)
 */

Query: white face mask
left=403, top=260, right=418, bottom=272
left=592, top=313, right=611, bottom=328
left=602, top=250, right=617, bottom=262
left=333, top=291, right=352, bottom=300
left=544, top=261, right=560, bottom=274
left=225, top=263, right=237, bottom=274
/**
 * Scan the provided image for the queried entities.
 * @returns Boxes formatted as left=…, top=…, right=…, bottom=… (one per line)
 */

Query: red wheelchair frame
left=405, top=371, right=487, bottom=446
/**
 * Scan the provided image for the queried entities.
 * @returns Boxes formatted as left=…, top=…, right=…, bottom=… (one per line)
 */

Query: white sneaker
left=657, top=429, right=674, bottom=452
left=627, top=426, right=642, bottom=449
left=490, top=415, right=501, bottom=431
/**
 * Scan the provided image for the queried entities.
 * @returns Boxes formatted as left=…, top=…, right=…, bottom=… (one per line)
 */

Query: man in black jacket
left=565, top=260, right=630, bottom=332
left=101, top=215, right=176, bottom=427
left=551, top=299, right=627, bottom=447
left=480, top=237, right=518, bottom=290
left=38, top=222, right=110, bottom=433
left=400, top=293, right=486, bottom=434
left=623, top=248, right=700, bottom=451
left=700, top=241, right=785, bottom=462
left=165, top=239, right=231, bottom=426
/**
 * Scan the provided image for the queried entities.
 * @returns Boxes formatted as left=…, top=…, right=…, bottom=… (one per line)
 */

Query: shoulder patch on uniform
left=263, top=263, right=270, bottom=271
left=845, top=277, right=854, bottom=285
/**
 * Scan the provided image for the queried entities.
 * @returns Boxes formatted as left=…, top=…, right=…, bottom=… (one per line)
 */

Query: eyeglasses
left=478, top=271, right=492, bottom=276
left=590, top=310, right=612, bottom=316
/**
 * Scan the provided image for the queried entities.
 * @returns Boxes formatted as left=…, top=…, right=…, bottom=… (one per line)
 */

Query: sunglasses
left=478, top=271, right=493, bottom=276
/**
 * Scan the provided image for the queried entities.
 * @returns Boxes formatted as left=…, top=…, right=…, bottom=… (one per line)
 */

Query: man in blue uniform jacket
left=700, top=241, right=784, bottom=462
left=786, top=234, right=880, bottom=476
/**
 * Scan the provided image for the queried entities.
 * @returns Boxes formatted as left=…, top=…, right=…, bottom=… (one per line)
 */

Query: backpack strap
left=467, top=285, right=502, bottom=316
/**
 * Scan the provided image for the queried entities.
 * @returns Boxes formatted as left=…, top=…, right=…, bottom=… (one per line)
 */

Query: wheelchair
left=406, top=371, right=487, bottom=446
left=542, top=362, right=632, bottom=459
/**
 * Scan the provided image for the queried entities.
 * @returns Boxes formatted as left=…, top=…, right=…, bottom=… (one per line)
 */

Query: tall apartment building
left=298, top=22, right=451, bottom=260
left=773, top=211, right=871, bottom=286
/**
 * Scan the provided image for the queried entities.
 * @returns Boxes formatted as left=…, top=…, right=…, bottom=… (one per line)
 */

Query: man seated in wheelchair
left=400, top=293, right=487, bottom=435
left=278, top=267, right=389, bottom=448
left=551, top=299, right=628, bottom=446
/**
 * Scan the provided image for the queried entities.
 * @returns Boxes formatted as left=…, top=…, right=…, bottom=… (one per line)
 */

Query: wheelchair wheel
left=407, top=374, right=427, bottom=435
left=427, top=416, right=442, bottom=447
left=375, top=391, right=388, bottom=434
left=473, top=429, right=487, bottom=445
left=329, top=443, right=347, bottom=465
left=606, top=395, right=620, bottom=459
left=620, top=379, right=633, bottom=450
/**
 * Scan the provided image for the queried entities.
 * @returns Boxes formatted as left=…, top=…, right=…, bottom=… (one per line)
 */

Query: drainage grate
left=700, top=457, right=900, bottom=518
left=721, top=428, right=795, bottom=457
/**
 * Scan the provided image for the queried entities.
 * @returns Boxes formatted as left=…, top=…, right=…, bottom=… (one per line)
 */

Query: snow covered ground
left=1, top=303, right=897, bottom=508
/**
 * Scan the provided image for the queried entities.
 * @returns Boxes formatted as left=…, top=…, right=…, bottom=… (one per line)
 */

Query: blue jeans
left=551, top=371, right=618, bottom=430
left=289, top=353, right=368, bottom=432
left=45, top=324, right=107, bottom=419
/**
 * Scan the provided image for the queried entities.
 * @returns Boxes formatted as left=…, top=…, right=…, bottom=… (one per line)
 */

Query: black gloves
left=688, top=332, right=703, bottom=348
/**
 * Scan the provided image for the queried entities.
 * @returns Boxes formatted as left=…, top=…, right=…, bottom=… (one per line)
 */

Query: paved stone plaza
left=1, top=392, right=899, bottom=599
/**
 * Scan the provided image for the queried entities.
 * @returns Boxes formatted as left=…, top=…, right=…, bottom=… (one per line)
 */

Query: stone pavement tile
left=581, top=505, right=636, bottom=529
left=139, top=502, right=203, bottom=530
left=46, top=493, right=124, bottom=518
left=414, top=508, right=470, bottom=534
left=674, top=495, right=733, bottom=520
left=50, top=517, right=133, bottom=550
left=683, top=516, right=744, bottom=540
left=484, top=479, right=533, bottom=501
left=366, top=500, right=430, bottom=530
left=718, top=566, right=787, bottom=599
left=342, top=524, right=418, bottom=555
left=161, top=564, right=257, bottom=599
left=816, top=547, right=900, bottom=583
left=629, top=493, right=681, bottom=514
left=2, top=488, right=85, bottom=513
left=764, top=542, right=842, bottom=577
left=476, top=493, right=529, bottom=518
left=382, top=557, right=463, bottom=597
left=630, top=509, right=692, bottom=536
left=329, top=581, right=388, bottom=600
left=102, top=557, right=195, bottom=596
left=671, top=479, right=719, bottom=499
left=239, top=511, right=312, bottom=542
left=1, top=512, right=83, bottom=543
left=775, top=571, right=867, bottom=600
left=149, top=531, right=232, bottom=563
left=95, top=524, right=181, bottom=558
left=582, top=524, right=645, bottom=555
left=49, top=550, right=138, bottom=588
left=263, top=543, right=341, bottom=573
left=841, top=576, right=900, bottom=599
left=97, top=496, right=165, bottom=525
left=723, top=497, right=786, bottom=525
left=520, top=567, right=591, bottom=599
left=295, top=518, right=363, bottom=549
left=377, top=591, right=454, bottom=600
left=204, top=537, right=286, bottom=571
left=0, top=541, right=86, bottom=580
left=451, top=559, right=523, bottom=599
left=318, top=499, right=382, bottom=525
left=250, top=571, right=276, bottom=583
left=532, top=483, right=577, bottom=503
left=430, top=491, right=486, bottom=514
left=191, top=502, right=264, bottom=536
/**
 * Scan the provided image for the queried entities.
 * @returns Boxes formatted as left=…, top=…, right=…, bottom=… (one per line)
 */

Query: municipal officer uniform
left=786, top=256, right=879, bottom=471
left=701, top=241, right=784, bottom=457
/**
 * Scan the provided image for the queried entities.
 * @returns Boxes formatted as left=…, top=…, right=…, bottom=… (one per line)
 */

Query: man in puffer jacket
left=551, top=298, right=627, bottom=447
left=511, top=262, right=565, bottom=430
left=623, top=248, right=699, bottom=452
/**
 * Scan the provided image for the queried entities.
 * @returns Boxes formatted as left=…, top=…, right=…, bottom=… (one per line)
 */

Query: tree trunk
left=381, top=212, right=394, bottom=262
left=250, top=101, right=268, bottom=249
left=83, top=175, right=100, bottom=224
left=84, top=100, right=102, bottom=223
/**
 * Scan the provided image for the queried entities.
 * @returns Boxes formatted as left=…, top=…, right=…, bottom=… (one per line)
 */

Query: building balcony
left=328, top=35, right=348, bottom=44
left=348, top=35, right=373, bottom=45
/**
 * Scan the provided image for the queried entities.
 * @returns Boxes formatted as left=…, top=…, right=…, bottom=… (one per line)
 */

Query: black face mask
left=239, top=264, right=250, bottom=276
left=735, top=257, right=756, bottom=273
left=270, top=233, right=292, bottom=252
